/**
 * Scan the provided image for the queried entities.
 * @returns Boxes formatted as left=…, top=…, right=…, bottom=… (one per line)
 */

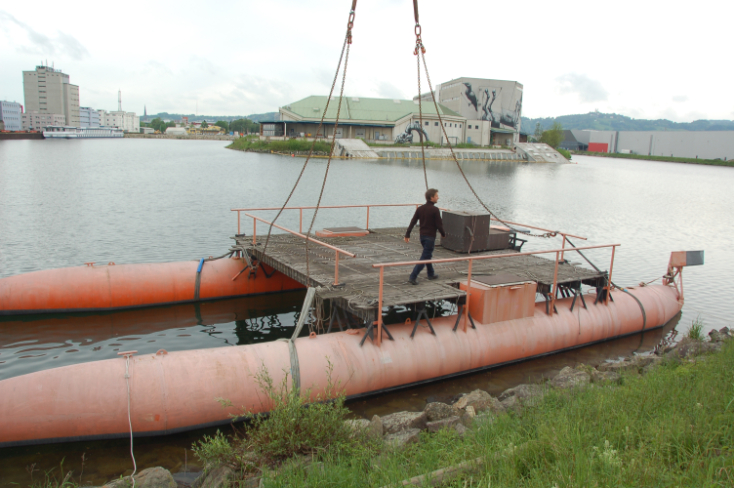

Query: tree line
left=141, top=118, right=260, bottom=134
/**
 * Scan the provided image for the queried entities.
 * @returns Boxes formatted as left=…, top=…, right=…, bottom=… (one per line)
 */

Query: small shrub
left=192, top=430, right=235, bottom=467
left=244, top=360, right=353, bottom=461
left=687, top=315, right=705, bottom=340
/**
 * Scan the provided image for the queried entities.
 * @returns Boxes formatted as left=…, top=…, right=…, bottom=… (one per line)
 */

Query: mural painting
left=395, top=121, right=430, bottom=144
left=461, top=81, right=522, bottom=130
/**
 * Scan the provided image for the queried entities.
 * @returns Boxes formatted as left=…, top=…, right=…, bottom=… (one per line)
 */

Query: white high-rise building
left=23, top=65, right=80, bottom=126
left=0, top=101, right=23, bottom=131
left=98, top=109, right=139, bottom=132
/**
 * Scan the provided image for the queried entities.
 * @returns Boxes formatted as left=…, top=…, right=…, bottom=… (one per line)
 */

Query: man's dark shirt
left=405, top=202, right=445, bottom=238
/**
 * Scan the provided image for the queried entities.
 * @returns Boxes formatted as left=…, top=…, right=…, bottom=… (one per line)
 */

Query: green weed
left=227, top=138, right=332, bottom=154
left=687, top=315, right=705, bottom=340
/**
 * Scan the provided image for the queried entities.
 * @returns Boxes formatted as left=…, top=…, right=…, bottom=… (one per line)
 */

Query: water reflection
left=0, top=291, right=305, bottom=381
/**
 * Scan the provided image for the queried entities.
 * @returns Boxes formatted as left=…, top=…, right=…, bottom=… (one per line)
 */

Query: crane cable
left=411, top=0, right=555, bottom=239
left=256, top=1, right=357, bottom=278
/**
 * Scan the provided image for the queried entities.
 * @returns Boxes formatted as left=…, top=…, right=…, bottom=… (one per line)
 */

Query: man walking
left=404, top=188, right=445, bottom=285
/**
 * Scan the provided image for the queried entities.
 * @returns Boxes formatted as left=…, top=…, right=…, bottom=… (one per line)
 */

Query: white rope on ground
left=124, top=355, right=137, bottom=488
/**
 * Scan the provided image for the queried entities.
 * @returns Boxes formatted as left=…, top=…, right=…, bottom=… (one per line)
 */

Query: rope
left=415, top=46, right=428, bottom=190
left=124, top=355, right=137, bottom=488
left=256, top=11, right=354, bottom=272
left=408, top=10, right=555, bottom=239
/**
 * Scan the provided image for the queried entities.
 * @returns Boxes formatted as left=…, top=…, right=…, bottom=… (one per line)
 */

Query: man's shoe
left=427, top=274, right=439, bottom=280
left=408, top=278, right=419, bottom=285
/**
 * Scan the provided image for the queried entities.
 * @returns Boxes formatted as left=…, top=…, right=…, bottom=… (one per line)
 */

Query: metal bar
left=366, top=206, right=370, bottom=229
left=464, top=260, right=473, bottom=332
left=606, top=245, right=616, bottom=305
left=237, top=211, right=241, bottom=235
left=231, top=205, right=585, bottom=240
left=299, top=208, right=303, bottom=234
left=252, top=219, right=256, bottom=245
left=560, top=235, right=566, bottom=262
left=244, top=213, right=356, bottom=258
left=371, top=244, right=620, bottom=269
left=232, top=204, right=422, bottom=211
left=551, top=251, right=560, bottom=315
left=488, top=218, right=587, bottom=240
left=334, top=250, right=340, bottom=285
left=377, top=266, right=384, bottom=346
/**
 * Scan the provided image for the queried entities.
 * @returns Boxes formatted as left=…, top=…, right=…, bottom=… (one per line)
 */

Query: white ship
left=42, top=126, right=124, bottom=139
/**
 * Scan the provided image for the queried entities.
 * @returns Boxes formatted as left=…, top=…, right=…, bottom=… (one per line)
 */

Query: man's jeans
left=409, top=235, right=436, bottom=280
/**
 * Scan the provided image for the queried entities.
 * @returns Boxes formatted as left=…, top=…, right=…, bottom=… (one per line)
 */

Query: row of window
left=421, top=121, right=463, bottom=128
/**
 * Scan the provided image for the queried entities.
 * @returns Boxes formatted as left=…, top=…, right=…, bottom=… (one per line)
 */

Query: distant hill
left=145, top=112, right=278, bottom=123
left=521, top=112, right=734, bottom=133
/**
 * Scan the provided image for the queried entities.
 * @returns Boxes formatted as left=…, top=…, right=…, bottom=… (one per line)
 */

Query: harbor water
left=1, top=139, right=732, bottom=484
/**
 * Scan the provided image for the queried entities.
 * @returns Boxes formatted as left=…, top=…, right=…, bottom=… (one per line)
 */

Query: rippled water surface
left=1, top=139, right=732, bottom=484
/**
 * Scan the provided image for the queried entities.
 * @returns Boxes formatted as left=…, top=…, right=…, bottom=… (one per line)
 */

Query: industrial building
left=23, top=65, right=79, bottom=127
left=418, top=77, right=523, bottom=146
left=0, top=101, right=23, bottom=131
left=571, top=130, right=734, bottom=160
left=22, top=111, right=66, bottom=131
left=265, top=77, right=523, bottom=147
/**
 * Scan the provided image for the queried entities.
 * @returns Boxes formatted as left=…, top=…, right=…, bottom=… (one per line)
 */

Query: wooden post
left=606, top=246, right=616, bottom=305
left=334, top=251, right=340, bottom=285
left=377, top=266, right=384, bottom=346
left=551, top=250, right=560, bottom=315
left=464, top=259, right=473, bottom=332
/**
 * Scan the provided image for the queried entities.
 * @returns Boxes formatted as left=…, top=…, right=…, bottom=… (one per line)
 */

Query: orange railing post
left=560, top=235, right=566, bottom=262
left=299, top=208, right=303, bottom=234
left=252, top=218, right=256, bottom=245
left=366, top=206, right=370, bottom=229
left=237, top=210, right=241, bottom=235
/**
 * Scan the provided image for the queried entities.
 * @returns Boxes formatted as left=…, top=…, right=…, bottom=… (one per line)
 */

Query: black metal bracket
left=327, top=307, right=347, bottom=333
left=359, top=318, right=394, bottom=347
left=569, top=284, right=588, bottom=312
left=410, top=305, right=436, bottom=338
left=452, top=304, right=476, bottom=331
left=543, top=293, right=558, bottom=315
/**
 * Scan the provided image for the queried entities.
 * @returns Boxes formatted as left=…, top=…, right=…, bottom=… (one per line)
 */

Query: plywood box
left=459, top=274, right=537, bottom=324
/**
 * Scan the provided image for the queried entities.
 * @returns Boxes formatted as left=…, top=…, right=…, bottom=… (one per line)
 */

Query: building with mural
left=417, top=77, right=523, bottom=146
left=266, top=76, right=523, bottom=147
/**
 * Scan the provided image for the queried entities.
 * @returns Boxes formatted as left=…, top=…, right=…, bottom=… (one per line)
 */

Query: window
left=434, top=122, right=438, bottom=126
left=475, top=125, right=479, bottom=129
left=425, top=121, right=429, bottom=126
left=459, top=124, right=462, bottom=128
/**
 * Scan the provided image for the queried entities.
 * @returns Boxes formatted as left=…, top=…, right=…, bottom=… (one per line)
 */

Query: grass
left=262, top=340, right=734, bottom=487
left=227, top=137, right=333, bottom=154
left=556, top=148, right=572, bottom=160
left=192, top=361, right=362, bottom=479
left=687, top=315, right=706, bottom=340
left=576, top=151, right=734, bottom=167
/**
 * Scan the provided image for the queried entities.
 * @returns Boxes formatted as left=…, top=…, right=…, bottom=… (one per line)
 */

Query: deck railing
left=231, top=204, right=591, bottom=299
left=369, top=243, right=619, bottom=346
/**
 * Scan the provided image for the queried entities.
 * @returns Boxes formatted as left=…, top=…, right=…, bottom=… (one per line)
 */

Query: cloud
left=672, top=95, right=688, bottom=102
left=374, top=81, right=405, bottom=99
left=0, top=10, right=89, bottom=60
left=555, top=73, right=608, bottom=103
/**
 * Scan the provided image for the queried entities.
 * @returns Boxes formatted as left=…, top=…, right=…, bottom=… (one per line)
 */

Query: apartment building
left=23, top=65, right=80, bottom=127
left=21, top=111, right=66, bottom=131
left=0, top=101, right=23, bottom=131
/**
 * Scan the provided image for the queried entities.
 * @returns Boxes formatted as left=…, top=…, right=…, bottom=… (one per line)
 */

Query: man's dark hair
left=425, top=188, right=438, bottom=202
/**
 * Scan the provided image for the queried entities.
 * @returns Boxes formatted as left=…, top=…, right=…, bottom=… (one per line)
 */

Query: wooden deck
left=231, top=227, right=606, bottom=323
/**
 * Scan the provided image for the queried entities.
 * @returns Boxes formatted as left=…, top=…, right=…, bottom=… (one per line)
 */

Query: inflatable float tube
left=0, top=257, right=305, bottom=315
left=0, top=284, right=681, bottom=447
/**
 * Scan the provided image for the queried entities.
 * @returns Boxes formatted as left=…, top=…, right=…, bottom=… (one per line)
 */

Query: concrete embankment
left=0, top=132, right=44, bottom=140
left=124, top=133, right=236, bottom=141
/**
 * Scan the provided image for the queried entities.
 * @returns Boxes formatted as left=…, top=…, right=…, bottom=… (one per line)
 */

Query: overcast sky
left=1, top=0, right=732, bottom=122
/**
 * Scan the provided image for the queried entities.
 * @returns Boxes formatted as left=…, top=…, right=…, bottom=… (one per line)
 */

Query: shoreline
left=576, top=151, right=734, bottom=167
